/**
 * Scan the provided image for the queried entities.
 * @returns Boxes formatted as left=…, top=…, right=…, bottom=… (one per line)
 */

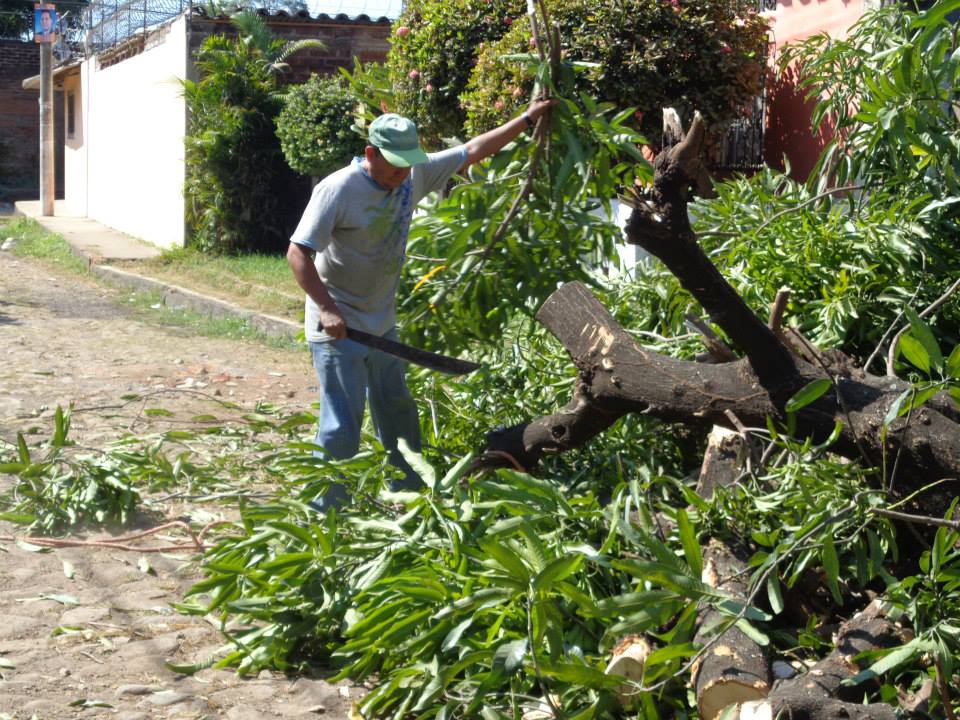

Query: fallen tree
left=480, top=111, right=960, bottom=717
left=482, top=112, right=960, bottom=502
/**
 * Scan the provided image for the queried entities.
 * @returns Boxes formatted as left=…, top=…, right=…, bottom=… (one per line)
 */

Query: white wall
left=62, top=70, right=85, bottom=217
left=81, top=14, right=188, bottom=248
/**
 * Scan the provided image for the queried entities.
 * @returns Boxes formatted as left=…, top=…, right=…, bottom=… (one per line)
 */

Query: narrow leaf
left=676, top=508, right=702, bottom=577
left=785, top=378, right=832, bottom=412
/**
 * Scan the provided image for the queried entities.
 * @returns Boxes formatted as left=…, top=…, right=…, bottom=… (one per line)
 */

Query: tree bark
left=733, top=601, right=903, bottom=720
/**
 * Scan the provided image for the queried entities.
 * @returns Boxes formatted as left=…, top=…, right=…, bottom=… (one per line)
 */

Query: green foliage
left=0, top=408, right=141, bottom=533
left=781, top=0, right=960, bottom=335
left=463, top=0, right=769, bottom=141
left=400, top=90, right=650, bottom=354
left=178, top=440, right=757, bottom=717
left=387, top=0, right=769, bottom=144
left=688, top=168, right=938, bottom=358
left=182, top=12, right=317, bottom=254
left=782, top=1, right=960, bottom=202
left=276, top=72, right=366, bottom=179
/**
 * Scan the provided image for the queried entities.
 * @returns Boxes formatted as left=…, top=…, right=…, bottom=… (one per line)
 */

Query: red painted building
left=762, top=0, right=869, bottom=180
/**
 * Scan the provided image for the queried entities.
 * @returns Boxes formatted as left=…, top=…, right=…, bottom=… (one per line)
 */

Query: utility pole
left=39, top=40, right=54, bottom=216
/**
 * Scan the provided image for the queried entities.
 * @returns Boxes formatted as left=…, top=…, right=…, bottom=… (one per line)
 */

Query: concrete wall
left=764, top=0, right=865, bottom=180
left=62, top=70, right=84, bottom=217
left=80, top=15, right=188, bottom=248
left=59, top=11, right=389, bottom=247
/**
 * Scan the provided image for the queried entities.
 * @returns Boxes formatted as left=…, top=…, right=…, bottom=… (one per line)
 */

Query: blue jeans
left=309, top=330, right=423, bottom=510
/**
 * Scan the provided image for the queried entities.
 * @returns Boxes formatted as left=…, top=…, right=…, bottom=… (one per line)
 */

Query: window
left=67, top=90, right=75, bottom=139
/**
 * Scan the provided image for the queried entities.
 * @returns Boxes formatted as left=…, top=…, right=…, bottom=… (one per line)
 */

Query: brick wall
left=189, top=14, right=391, bottom=85
left=0, top=40, right=63, bottom=202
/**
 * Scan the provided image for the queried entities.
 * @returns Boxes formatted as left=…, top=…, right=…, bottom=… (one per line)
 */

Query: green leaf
left=39, top=593, right=80, bottom=605
left=899, top=334, right=930, bottom=374
left=785, top=378, right=832, bottom=413
left=0, top=511, right=35, bottom=524
left=144, top=408, right=174, bottom=417
left=16, top=433, right=29, bottom=464
left=15, top=541, right=51, bottom=553
left=766, top=576, right=784, bottom=615
left=676, top=508, right=702, bottom=577
left=734, top=618, right=770, bottom=646
left=531, top=554, right=583, bottom=593
left=166, top=657, right=216, bottom=675
left=69, top=699, right=114, bottom=708
left=492, top=638, right=527, bottom=674
left=537, top=661, right=622, bottom=688
left=947, top=344, right=960, bottom=379
left=846, top=639, right=922, bottom=685
left=822, top=536, right=843, bottom=606
left=440, top=617, right=473, bottom=653
left=904, top=306, right=943, bottom=373
left=884, top=388, right=912, bottom=426
left=397, top=438, right=436, bottom=490
left=478, top=538, right=530, bottom=582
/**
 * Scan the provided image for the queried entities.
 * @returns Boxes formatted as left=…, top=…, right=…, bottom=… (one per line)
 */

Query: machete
left=318, top=324, right=481, bottom=376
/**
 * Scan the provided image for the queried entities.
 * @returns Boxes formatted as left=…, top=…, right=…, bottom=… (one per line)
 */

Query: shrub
left=182, top=13, right=316, bottom=254
left=276, top=72, right=366, bottom=179
left=463, top=0, right=769, bottom=140
left=386, top=0, right=525, bottom=144
left=387, top=0, right=769, bottom=144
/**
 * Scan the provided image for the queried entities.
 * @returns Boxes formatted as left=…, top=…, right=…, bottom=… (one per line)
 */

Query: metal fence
left=83, top=0, right=192, bottom=54
left=709, top=92, right=767, bottom=172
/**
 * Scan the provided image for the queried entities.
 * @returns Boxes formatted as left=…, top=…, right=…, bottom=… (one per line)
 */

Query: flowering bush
left=388, top=0, right=769, bottom=144
left=386, top=0, right=525, bottom=145
left=275, top=73, right=366, bottom=179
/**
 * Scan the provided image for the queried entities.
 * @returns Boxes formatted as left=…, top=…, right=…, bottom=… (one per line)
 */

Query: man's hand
left=462, top=97, right=558, bottom=168
left=287, top=242, right=349, bottom=340
left=525, top=98, right=556, bottom=126
left=318, top=305, right=347, bottom=340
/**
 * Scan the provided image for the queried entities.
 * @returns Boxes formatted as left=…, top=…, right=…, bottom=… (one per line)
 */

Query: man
left=287, top=100, right=553, bottom=509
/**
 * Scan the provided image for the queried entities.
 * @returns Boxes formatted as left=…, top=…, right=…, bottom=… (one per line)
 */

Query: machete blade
left=318, top=325, right=481, bottom=376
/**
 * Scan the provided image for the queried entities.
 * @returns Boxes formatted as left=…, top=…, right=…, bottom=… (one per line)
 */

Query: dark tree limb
left=483, top=281, right=960, bottom=484
left=624, top=112, right=796, bottom=388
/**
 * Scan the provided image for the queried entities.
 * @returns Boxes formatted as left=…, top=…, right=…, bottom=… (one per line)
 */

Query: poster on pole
left=34, top=4, right=58, bottom=44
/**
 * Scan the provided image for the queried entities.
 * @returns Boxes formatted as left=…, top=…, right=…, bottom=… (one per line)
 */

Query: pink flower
left=409, top=69, right=420, bottom=79
left=395, top=25, right=410, bottom=37
left=669, top=0, right=680, bottom=11
left=504, top=16, right=513, bottom=25
left=511, top=86, right=524, bottom=98
left=720, top=43, right=732, bottom=54
left=494, top=100, right=505, bottom=111
left=425, top=83, right=434, bottom=93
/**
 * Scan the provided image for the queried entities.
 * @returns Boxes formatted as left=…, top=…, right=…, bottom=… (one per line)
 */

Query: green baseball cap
left=368, top=114, right=428, bottom=168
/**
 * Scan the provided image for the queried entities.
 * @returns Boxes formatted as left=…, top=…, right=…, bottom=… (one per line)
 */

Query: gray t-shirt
left=291, top=146, right=468, bottom=343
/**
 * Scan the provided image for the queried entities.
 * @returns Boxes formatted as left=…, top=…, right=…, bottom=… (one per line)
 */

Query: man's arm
left=462, top=99, right=555, bottom=169
left=286, top=242, right=347, bottom=340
